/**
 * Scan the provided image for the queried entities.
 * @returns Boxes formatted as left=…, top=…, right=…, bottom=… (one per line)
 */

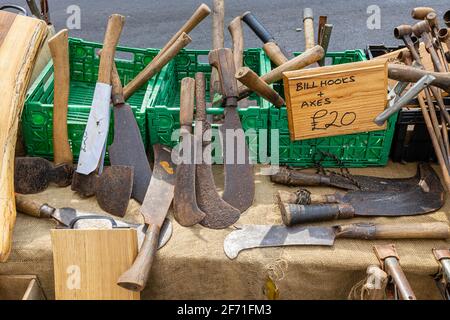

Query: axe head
left=15, top=157, right=73, bottom=194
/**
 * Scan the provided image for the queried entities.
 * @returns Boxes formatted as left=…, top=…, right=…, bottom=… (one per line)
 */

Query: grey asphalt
left=3, top=0, right=449, bottom=54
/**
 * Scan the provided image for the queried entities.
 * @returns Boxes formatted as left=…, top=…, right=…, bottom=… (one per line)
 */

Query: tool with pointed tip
left=117, top=144, right=176, bottom=292
left=14, top=194, right=172, bottom=250
left=173, top=78, right=206, bottom=226
left=108, top=63, right=151, bottom=203
left=194, top=72, right=240, bottom=229
left=14, top=29, right=74, bottom=195
left=209, top=48, right=255, bottom=213
left=278, top=163, right=445, bottom=226
left=224, top=222, right=450, bottom=259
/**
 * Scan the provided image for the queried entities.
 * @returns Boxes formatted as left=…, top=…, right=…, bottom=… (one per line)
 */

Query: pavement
left=3, top=0, right=450, bottom=54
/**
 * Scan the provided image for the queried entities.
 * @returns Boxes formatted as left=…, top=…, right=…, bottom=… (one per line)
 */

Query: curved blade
left=224, top=225, right=334, bottom=259
left=109, top=104, right=151, bottom=203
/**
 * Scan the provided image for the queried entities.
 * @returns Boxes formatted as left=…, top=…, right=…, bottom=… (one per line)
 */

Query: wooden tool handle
left=236, top=67, right=285, bottom=107
left=111, top=63, right=125, bottom=105
left=280, top=203, right=354, bottom=226
left=263, top=42, right=288, bottom=67
left=123, top=32, right=191, bottom=100
left=445, top=11, right=450, bottom=28
left=180, top=77, right=196, bottom=132
left=303, top=8, right=315, bottom=50
left=15, top=194, right=52, bottom=218
left=411, top=7, right=435, bottom=20
left=337, top=222, right=450, bottom=240
left=228, top=17, right=244, bottom=70
left=212, top=0, right=225, bottom=50
left=117, top=224, right=160, bottom=292
left=239, top=45, right=324, bottom=98
left=388, top=64, right=450, bottom=93
left=97, top=14, right=125, bottom=84
left=48, top=29, right=72, bottom=166
left=195, top=73, right=207, bottom=122
left=241, top=11, right=275, bottom=43
left=276, top=190, right=337, bottom=205
left=209, top=48, right=238, bottom=100
left=159, top=3, right=210, bottom=55
left=270, top=167, right=330, bottom=186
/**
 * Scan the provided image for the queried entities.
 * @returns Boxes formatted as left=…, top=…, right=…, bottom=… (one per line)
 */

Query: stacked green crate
left=146, top=48, right=272, bottom=163
left=22, top=38, right=161, bottom=162
left=270, top=50, right=398, bottom=167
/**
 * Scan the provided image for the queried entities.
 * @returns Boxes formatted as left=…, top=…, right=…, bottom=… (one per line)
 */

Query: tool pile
left=0, top=2, right=449, bottom=300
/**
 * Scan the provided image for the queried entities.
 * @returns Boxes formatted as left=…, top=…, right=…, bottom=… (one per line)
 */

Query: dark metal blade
left=109, top=104, right=151, bottom=203
left=221, top=107, right=255, bottom=212
left=224, top=225, right=335, bottom=259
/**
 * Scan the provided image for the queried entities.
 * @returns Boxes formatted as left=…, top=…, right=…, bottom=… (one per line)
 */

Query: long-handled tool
left=242, top=11, right=289, bottom=66
left=210, top=0, right=225, bottom=100
left=173, top=78, right=206, bottom=226
left=209, top=48, right=255, bottom=213
left=117, top=144, right=176, bottom=291
left=437, top=28, right=450, bottom=63
left=224, top=222, right=450, bottom=259
left=15, top=194, right=172, bottom=249
left=433, top=248, right=450, bottom=300
left=388, top=64, right=450, bottom=93
left=278, top=164, right=445, bottom=226
left=195, top=72, right=240, bottom=229
left=303, top=8, right=315, bottom=50
left=109, top=63, right=151, bottom=203
left=15, top=29, right=74, bottom=194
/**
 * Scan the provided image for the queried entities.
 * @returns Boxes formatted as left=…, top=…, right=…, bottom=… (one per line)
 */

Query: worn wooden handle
left=263, top=42, right=288, bottom=67
left=111, top=63, right=125, bottom=106
left=235, top=67, right=285, bottom=107
left=15, top=194, right=51, bottom=218
left=280, top=203, right=354, bottom=226
left=337, top=222, right=450, bottom=240
left=239, top=45, right=324, bottom=98
left=388, top=64, right=450, bottom=93
left=210, top=0, right=225, bottom=99
left=180, top=77, right=196, bottom=132
left=276, top=190, right=336, bottom=205
left=97, top=14, right=125, bottom=84
left=303, top=8, right=315, bottom=50
left=411, top=7, right=435, bottom=20
left=209, top=48, right=238, bottom=100
left=158, top=3, right=210, bottom=55
left=117, top=224, right=160, bottom=292
left=270, top=167, right=330, bottom=186
left=195, top=73, right=207, bottom=122
left=48, top=29, right=72, bottom=166
left=123, top=32, right=191, bottom=100
left=228, top=17, right=244, bottom=70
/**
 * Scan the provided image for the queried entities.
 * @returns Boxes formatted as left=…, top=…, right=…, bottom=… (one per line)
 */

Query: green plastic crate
left=22, top=38, right=161, bottom=162
left=146, top=48, right=272, bottom=163
left=269, top=50, right=398, bottom=168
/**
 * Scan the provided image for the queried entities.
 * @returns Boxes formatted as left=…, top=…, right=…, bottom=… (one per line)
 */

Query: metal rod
left=384, top=257, right=416, bottom=300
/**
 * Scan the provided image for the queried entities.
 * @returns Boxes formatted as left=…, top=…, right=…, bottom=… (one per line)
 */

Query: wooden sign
left=51, top=229, right=140, bottom=300
left=283, top=59, right=388, bottom=141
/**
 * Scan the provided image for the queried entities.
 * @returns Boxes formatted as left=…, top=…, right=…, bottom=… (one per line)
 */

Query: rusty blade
left=221, top=107, right=255, bottom=212
left=140, top=144, right=176, bottom=228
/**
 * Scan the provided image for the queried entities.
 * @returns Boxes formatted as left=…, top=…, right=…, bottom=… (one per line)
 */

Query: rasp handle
left=280, top=203, right=355, bottom=226
left=242, top=11, right=275, bottom=43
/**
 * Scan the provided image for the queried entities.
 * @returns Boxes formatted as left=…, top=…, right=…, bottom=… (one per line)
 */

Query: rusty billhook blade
left=14, top=157, right=73, bottom=194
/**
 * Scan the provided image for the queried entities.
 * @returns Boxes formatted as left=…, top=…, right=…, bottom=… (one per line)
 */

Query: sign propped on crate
left=283, top=59, right=388, bottom=141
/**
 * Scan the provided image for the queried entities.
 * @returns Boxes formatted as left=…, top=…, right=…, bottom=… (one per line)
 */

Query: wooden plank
left=283, top=59, right=387, bottom=140
left=51, top=229, right=140, bottom=300
left=0, top=13, right=47, bottom=262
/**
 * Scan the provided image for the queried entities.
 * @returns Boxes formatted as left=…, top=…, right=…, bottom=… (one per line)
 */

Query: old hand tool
left=210, top=0, right=225, bottom=100
left=374, top=244, right=416, bottom=300
left=278, top=164, right=444, bottom=225
left=195, top=73, right=240, bottom=229
left=109, top=63, right=151, bottom=203
left=224, top=222, right=450, bottom=259
left=15, top=30, right=73, bottom=194
left=318, top=24, right=333, bottom=66
left=411, top=7, right=435, bottom=20
left=242, top=11, right=289, bottom=66
left=25, top=0, right=41, bottom=19
left=437, top=28, right=450, bottom=63
left=235, top=67, right=285, bottom=107
left=173, top=78, right=206, bottom=226
left=209, top=48, right=255, bottom=212
left=14, top=194, right=172, bottom=250
left=117, top=144, right=176, bottom=291
left=76, top=14, right=124, bottom=175
left=271, top=164, right=428, bottom=191
left=445, top=11, right=450, bottom=28
left=303, top=8, right=315, bottom=50
left=433, top=248, right=450, bottom=300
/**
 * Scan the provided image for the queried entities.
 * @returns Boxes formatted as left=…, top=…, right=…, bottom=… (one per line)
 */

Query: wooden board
left=51, top=229, right=140, bottom=300
left=283, top=59, right=387, bottom=141
left=0, top=12, right=47, bottom=262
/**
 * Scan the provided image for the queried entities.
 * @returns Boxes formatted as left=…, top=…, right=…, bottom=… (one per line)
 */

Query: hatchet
left=14, top=29, right=73, bottom=194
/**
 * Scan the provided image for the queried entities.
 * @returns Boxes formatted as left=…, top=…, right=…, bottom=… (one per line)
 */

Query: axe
left=14, top=29, right=73, bottom=194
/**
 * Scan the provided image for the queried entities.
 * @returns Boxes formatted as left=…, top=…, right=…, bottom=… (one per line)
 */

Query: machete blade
left=224, top=225, right=335, bottom=259
left=109, top=104, right=152, bottom=203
